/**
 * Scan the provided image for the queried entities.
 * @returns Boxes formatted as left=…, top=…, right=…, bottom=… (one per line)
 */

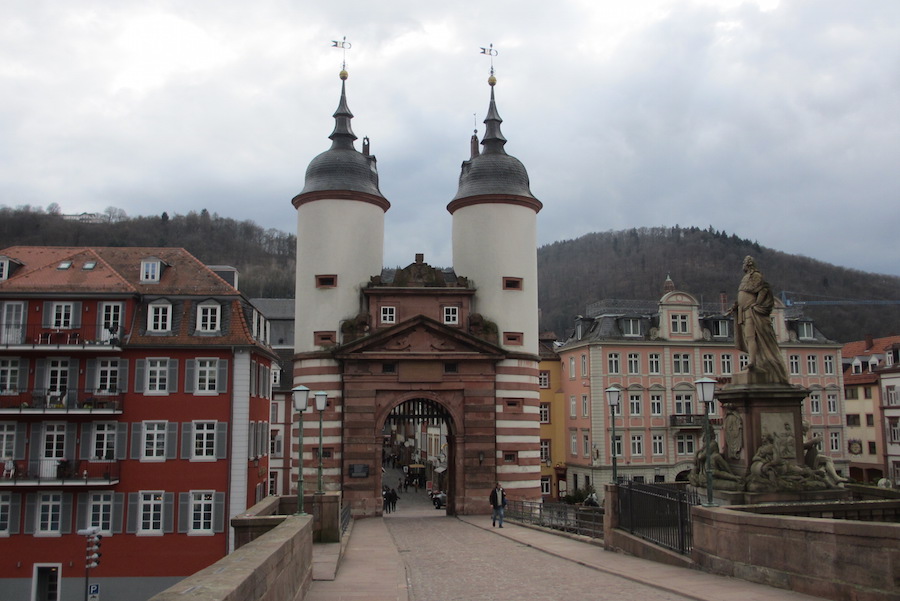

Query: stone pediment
left=335, top=315, right=504, bottom=359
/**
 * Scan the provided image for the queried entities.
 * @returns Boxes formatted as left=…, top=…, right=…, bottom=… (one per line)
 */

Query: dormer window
left=141, top=259, right=162, bottom=283
left=713, top=320, right=729, bottom=337
left=622, top=318, right=641, bottom=337
left=797, top=321, right=814, bottom=340
left=443, top=306, right=459, bottom=325
left=196, top=301, right=221, bottom=333
left=381, top=306, right=396, bottom=325
left=671, top=314, right=689, bottom=334
left=852, top=358, right=862, bottom=374
left=0, top=259, right=8, bottom=281
left=148, top=300, right=172, bottom=333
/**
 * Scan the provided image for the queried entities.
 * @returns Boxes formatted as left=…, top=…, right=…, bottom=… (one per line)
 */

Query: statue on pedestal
left=731, top=256, right=790, bottom=384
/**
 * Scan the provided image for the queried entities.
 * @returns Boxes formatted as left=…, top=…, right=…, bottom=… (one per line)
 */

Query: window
left=0, top=422, right=16, bottom=458
left=539, top=403, right=550, bottom=423
left=148, top=302, right=172, bottom=332
left=189, top=491, right=215, bottom=534
left=809, top=393, right=821, bottom=414
left=195, top=359, right=219, bottom=393
left=829, top=431, right=840, bottom=452
left=443, top=306, right=459, bottom=325
left=382, top=363, right=396, bottom=374
left=37, top=492, right=64, bottom=535
left=891, top=418, right=900, bottom=444
left=787, top=354, right=800, bottom=375
left=713, top=320, right=729, bottom=338
left=674, top=393, right=693, bottom=414
left=703, top=354, right=714, bottom=375
left=581, top=354, right=587, bottom=377
left=145, top=358, right=173, bottom=393
left=867, top=414, right=875, bottom=427
left=315, top=274, right=337, bottom=288
left=568, top=357, right=575, bottom=379
left=629, top=393, right=641, bottom=416
left=824, top=355, right=835, bottom=375
left=86, top=492, right=115, bottom=534
left=671, top=314, right=689, bottom=334
left=95, top=359, right=120, bottom=393
left=648, top=354, right=661, bottom=375
left=540, top=476, right=551, bottom=496
left=0, top=359, right=20, bottom=394
left=444, top=362, right=459, bottom=374
left=868, top=441, right=877, bottom=454
left=583, top=433, right=590, bottom=457
left=503, top=332, right=523, bottom=345
left=569, top=396, right=576, bottom=418
left=0, top=259, right=7, bottom=281
left=611, top=435, right=622, bottom=457
left=192, top=422, right=217, bottom=460
left=138, top=491, right=166, bottom=534
left=721, top=354, right=733, bottom=375
left=807, top=355, right=818, bottom=375
left=539, top=439, right=551, bottom=463
left=270, top=429, right=283, bottom=457
left=581, top=395, right=589, bottom=417
left=650, top=393, right=663, bottom=416
left=91, top=422, right=117, bottom=460
left=631, top=434, right=643, bottom=456
left=652, top=434, right=665, bottom=456
left=852, top=360, right=862, bottom=375
left=798, top=322, right=814, bottom=340
left=739, top=354, right=749, bottom=370
left=196, top=302, right=221, bottom=333
left=827, top=392, right=838, bottom=414
left=380, top=306, right=396, bottom=324
left=844, top=387, right=858, bottom=400
left=315, top=331, right=336, bottom=345
left=675, top=434, right=695, bottom=455
left=0, top=492, right=16, bottom=534
left=51, top=302, right=74, bottom=329
left=143, top=422, right=168, bottom=460
left=622, top=318, right=641, bottom=337
left=141, top=260, right=161, bottom=282
left=502, top=277, right=523, bottom=291
left=570, top=432, right=577, bottom=455
left=864, top=386, right=873, bottom=400
left=846, top=414, right=861, bottom=427
left=673, top=353, right=691, bottom=375
left=627, top=353, right=640, bottom=374
left=607, top=353, right=620, bottom=374
left=538, top=371, right=549, bottom=389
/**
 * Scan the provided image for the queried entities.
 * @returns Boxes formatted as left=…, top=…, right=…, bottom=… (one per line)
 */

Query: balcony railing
left=0, top=322, right=125, bottom=348
left=1, top=458, right=120, bottom=486
left=0, top=389, right=125, bottom=412
left=669, top=414, right=723, bottom=428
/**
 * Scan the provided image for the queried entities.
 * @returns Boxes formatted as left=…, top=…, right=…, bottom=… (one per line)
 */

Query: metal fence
left=340, top=503, right=352, bottom=535
left=505, top=500, right=604, bottom=538
left=617, top=481, right=700, bottom=555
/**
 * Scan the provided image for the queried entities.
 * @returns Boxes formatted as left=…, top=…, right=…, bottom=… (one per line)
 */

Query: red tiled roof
left=842, top=335, right=900, bottom=359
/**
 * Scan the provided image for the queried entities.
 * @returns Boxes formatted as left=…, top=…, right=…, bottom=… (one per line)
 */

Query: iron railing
left=505, top=500, right=604, bottom=538
left=0, top=322, right=124, bottom=348
left=0, top=389, right=124, bottom=412
left=1, top=458, right=121, bottom=485
left=617, top=481, right=699, bottom=555
left=340, top=503, right=352, bottom=535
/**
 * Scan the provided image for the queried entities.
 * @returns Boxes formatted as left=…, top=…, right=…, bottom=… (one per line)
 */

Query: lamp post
left=605, top=386, right=621, bottom=483
left=314, top=391, right=328, bottom=494
left=291, top=385, right=310, bottom=515
left=695, top=377, right=718, bottom=506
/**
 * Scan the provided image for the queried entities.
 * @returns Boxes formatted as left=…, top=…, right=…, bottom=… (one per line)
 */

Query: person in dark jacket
left=489, top=482, right=507, bottom=527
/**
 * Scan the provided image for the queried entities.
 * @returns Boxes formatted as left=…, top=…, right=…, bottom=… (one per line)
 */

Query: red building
left=0, top=247, right=276, bottom=601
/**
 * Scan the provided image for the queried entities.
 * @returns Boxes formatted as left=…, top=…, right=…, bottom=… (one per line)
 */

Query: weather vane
left=332, top=36, right=352, bottom=71
left=480, top=43, right=498, bottom=77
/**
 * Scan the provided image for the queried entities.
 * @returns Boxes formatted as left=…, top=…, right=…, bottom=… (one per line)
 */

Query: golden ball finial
left=488, top=74, right=496, bottom=87
left=340, top=69, right=348, bottom=80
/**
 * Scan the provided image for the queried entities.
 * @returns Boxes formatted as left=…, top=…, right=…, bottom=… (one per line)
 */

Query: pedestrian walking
left=489, top=481, right=507, bottom=527
left=390, top=488, right=398, bottom=512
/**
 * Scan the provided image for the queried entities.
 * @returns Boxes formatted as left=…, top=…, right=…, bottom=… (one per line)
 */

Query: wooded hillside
left=2, top=208, right=898, bottom=343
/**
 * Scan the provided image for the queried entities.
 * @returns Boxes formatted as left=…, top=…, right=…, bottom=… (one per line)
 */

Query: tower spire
left=479, top=43, right=507, bottom=155
left=329, top=37, right=356, bottom=150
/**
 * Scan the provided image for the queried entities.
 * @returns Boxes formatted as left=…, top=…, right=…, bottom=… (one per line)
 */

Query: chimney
left=719, top=291, right=728, bottom=314
left=415, top=253, right=424, bottom=264
left=865, top=334, right=874, bottom=351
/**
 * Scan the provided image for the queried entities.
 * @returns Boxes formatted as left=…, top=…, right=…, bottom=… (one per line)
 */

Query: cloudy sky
left=2, top=0, right=899, bottom=277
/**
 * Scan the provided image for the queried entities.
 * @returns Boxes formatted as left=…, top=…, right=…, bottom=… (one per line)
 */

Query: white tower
left=292, top=70, right=389, bottom=353
left=447, top=75, right=542, bottom=355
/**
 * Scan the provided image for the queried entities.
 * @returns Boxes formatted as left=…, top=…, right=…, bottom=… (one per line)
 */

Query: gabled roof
left=0, top=246, right=239, bottom=296
left=842, top=335, right=900, bottom=360
left=335, top=314, right=505, bottom=360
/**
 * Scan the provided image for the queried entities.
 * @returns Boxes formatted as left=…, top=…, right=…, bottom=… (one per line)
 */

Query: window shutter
left=61, top=493, right=73, bottom=533
left=131, top=423, right=143, bottom=459
left=34, top=359, right=46, bottom=394
left=118, top=360, right=129, bottom=393
left=17, top=358, right=29, bottom=391
left=213, top=492, right=226, bottom=533
left=163, top=492, right=175, bottom=533
left=66, top=361, right=79, bottom=405
left=217, top=360, right=228, bottom=392
left=134, top=360, right=145, bottom=393
left=166, top=423, right=178, bottom=460
left=65, top=423, right=77, bottom=459
left=178, top=492, right=190, bottom=533
left=71, top=302, right=82, bottom=328
left=112, top=492, right=125, bottom=533
left=42, top=302, right=52, bottom=328
left=168, top=359, right=179, bottom=393
left=24, top=493, right=36, bottom=534
left=126, top=492, right=138, bottom=533
left=86, top=359, right=97, bottom=393
left=249, top=421, right=256, bottom=460
left=181, top=423, right=192, bottom=460
left=184, top=360, right=195, bottom=393
left=14, top=423, right=27, bottom=460
left=8, top=493, right=21, bottom=534
left=79, top=424, right=92, bottom=460
left=115, top=423, right=127, bottom=460
left=250, top=361, right=257, bottom=397
left=215, top=422, right=228, bottom=459
left=76, top=493, right=88, bottom=530
left=29, top=427, right=41, bottom=463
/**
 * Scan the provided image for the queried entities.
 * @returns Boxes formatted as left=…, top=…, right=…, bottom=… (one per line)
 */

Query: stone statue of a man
left=732, top=256, right=789, bottom=384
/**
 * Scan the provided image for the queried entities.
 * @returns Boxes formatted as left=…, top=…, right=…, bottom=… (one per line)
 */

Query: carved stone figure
left=723, top=412, right=743, bottom=459
left=803, top=421, right=849, bottom=488
left=689, top=431, right=742, bottom=491
left=732, top=256, right=789, bottom=384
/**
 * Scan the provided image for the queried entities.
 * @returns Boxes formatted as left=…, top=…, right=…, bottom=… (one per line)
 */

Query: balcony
left=669, top=414, right=723, bottom=429
left=0, top=322, right=125, bottom=350
left=0, top=389, right=125, bottom=414
left=1, top=458, right=120, bottom=487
